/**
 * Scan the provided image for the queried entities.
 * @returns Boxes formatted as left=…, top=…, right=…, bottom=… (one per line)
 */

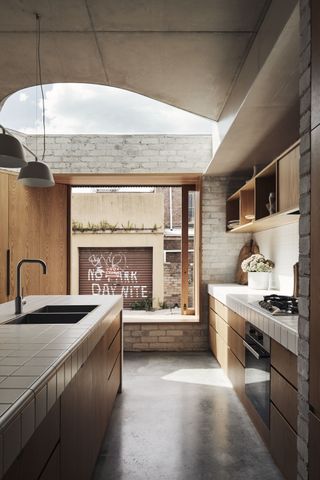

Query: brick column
left=298, top=0, right=311, bottom=478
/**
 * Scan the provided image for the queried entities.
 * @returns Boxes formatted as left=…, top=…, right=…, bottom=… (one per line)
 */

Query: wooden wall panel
left=0, top=172, right=9, bottom=303
left=8, top=176, right=41, bottom=299
left=39, top=184, right=68, bottom=295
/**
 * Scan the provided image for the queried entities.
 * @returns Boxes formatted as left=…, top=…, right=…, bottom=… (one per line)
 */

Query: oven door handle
left=243, top=340, right=261, bottom=360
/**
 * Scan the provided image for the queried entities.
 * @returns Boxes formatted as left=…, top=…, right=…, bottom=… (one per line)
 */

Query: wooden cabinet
left=61, top=321, right=121, bottom=480
left=3, top=401, right=60, bottom=480
left=227, top=348, right=244, bottom=398
left=271, top=340, right=297, bottom=389
left=226, top=142, right=299, bottom=233
left=0, top=172, right=9, bottom=303
left=271, top=367, right=297, bottom=432
left=270, top=404, right=297, bottom=480
left=0, top=170, right=69, bottom=303
left=8, top=175, right=41, bottom=299
left=278, top=145, right=299, bottom=213
left=228, top=326, right=245, bottom=366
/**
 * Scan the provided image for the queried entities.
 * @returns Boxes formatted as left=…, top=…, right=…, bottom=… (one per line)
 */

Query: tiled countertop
left=0, top=294, right=122, bottom=476
left=208, top=284, right=298, bottom=355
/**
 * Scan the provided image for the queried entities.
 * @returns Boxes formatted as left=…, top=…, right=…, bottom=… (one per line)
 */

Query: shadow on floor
left=93, top=352, right=283, bottom=480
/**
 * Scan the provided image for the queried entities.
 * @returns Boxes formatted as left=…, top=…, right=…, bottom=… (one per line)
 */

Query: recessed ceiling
left=0, top=0, right=270, bottom=119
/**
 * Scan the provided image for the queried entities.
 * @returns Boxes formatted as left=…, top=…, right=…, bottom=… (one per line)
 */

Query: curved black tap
left=15, top=259, right=47, bottom=314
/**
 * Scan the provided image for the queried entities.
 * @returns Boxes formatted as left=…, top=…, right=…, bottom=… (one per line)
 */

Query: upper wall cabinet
left=226, top=142, right=300, bottom=233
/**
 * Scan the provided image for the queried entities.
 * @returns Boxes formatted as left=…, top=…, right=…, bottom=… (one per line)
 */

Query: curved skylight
left=0, top=83, right=214, bottom=135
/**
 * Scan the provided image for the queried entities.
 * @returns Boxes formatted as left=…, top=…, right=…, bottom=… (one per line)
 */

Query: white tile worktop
left=208, top=284, right=298, bottom=355
left=0, top=294, right=122, bottom=477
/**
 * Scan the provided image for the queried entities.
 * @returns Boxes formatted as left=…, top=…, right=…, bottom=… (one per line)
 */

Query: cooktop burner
left=258, top=295, right=298, bottom=316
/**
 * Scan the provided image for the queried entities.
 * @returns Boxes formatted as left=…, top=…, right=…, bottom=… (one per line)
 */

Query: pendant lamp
left=18, top=13, right=55, bottom=188
left=0, top=126, right=27, bottom=168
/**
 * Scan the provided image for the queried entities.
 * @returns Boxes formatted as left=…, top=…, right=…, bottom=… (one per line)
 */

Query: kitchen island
left=0, top=295, right=123, bottom=479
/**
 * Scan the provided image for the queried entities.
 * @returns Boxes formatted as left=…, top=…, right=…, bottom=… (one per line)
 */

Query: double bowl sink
left=6, top=304, right=98, bottom=325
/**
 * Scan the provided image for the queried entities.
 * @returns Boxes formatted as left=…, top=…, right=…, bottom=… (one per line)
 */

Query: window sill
left=123, top=310, right=199, bottom=324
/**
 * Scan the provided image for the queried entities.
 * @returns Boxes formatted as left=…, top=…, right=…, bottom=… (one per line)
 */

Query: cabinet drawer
left=209, top=307, right=216, bottom=330
left=228, top=327, right=245, bottom=366
left=106, top=314, right=121, bottom=349
left=271, top=367, right=297, bottom=431
left=209, top=295, right=228, bottom=321
left=227, top=348, right=244, bottom=397
left=209, top=325, right=228, bottom=372
left=107, top=329, right=121, bottom=379
left=309, top=411, right=320, bottom=480
left=209, top=309, right=228, bottom=344
left=271, top=340, right=297, bottom=388
left=215, top=314, right=228, bottom=344
left=270, top=404, right=297, bottom=480
left=228, top=310, right=245, bottom=338
left=39, top=443, right=60, bottom=480
left=107, top=353, right=121, bottom=419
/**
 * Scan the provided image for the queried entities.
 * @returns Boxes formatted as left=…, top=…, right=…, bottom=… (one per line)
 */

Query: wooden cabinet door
left=270, top=404, right=297, bottom=480
left=8, top=176, right=41, bottom=299
left=277, top=145, right=299, bottom=212
left=0, top=172, right=9, bottom=303
left=39, top=184, right=68, bottom=295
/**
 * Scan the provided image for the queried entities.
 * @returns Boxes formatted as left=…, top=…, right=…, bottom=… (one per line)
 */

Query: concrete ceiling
left=0, top=0, right=270, bottom=120
left=206, top=2, right=299, bottom=175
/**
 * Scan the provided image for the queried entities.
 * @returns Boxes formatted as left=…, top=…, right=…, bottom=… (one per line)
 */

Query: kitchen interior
left=0, top=1, right=318, bottom=479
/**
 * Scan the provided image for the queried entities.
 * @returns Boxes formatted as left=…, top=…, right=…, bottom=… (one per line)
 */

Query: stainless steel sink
left=34, top=305, right=98, bottom=314
left=6, top=312, right=87, bottom=325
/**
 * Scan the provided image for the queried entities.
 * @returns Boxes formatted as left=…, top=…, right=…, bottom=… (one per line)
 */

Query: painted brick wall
left=26, top=134, right=212, bottom=173
left=298, top=0, right=311, bottom=478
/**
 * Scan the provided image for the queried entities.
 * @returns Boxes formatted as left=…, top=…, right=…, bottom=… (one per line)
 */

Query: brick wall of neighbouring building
left=298, top=0, right=311, bottom=478
left=26, top=134, right=212, bottom=173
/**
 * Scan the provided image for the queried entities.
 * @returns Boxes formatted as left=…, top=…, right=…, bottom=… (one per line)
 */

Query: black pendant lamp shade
left=0, top=126, right=27, bottom=168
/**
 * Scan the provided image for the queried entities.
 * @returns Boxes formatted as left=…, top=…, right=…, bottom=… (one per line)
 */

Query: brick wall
left=298, top=0, right=311, bottom=478
left=26, top=134, right=212, bottom=173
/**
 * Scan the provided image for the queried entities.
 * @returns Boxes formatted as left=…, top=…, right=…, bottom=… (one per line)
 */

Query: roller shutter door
left=79, top=247, right=153, bottom=308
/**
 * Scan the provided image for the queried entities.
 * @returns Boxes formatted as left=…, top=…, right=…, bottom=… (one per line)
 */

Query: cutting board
left=235, top=239, right=260, bottom=285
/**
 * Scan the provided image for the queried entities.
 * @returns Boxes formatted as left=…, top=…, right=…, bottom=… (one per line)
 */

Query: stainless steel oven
left=244, top=322, right=270, bottom=427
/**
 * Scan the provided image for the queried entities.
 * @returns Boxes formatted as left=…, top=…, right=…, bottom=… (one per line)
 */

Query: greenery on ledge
left=72, top=220, right=162, bottom=233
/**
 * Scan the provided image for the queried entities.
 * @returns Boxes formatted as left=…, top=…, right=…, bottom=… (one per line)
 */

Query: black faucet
left=15, top=259, right=47, bottom=314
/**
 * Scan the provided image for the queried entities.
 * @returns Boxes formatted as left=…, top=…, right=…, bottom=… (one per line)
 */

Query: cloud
left=0, top=83, right=214, bottom=135
left=19, top=93, right=29, bottom=102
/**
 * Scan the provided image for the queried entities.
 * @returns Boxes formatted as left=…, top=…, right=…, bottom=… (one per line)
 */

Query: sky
left=0, top=83, right=214, bottom=135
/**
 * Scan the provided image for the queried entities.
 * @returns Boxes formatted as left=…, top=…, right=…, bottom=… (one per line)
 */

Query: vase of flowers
left=241, top=254, right=274, bottom=290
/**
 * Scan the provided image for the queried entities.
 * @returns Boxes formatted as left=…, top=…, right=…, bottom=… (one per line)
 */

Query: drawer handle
left=243, top=340, right=261, bottom=360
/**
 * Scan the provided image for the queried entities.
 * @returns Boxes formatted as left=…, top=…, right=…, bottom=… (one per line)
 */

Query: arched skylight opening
left=0, top=83, right=215, bottom=135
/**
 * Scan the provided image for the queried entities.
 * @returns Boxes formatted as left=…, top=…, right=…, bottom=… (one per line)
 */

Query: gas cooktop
left=258, top=295, right=298, bottom=316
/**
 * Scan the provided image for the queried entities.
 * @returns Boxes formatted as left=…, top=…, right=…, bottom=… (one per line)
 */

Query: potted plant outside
left=241, top=254, right=274, bottom=290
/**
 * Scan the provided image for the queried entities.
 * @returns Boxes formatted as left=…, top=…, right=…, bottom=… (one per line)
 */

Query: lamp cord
left=36, top=13, right=46, bottom=163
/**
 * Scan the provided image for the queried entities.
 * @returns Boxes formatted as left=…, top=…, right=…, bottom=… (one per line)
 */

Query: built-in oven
left=244, top=322, right=270, bottom=427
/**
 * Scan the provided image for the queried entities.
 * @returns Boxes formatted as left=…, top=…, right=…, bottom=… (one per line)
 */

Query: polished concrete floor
left=93, top=352, right=283, bottom=480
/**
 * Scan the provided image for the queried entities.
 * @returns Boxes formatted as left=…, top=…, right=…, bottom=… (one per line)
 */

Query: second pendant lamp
left=18, top=13, right=54, bottom=188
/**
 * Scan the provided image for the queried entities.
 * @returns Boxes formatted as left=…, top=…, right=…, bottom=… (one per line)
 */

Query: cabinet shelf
left=226, top=141, right=300, bottom=233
